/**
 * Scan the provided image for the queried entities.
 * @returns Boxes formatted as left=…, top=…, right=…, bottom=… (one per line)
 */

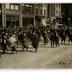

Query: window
left=40, top=9, right=42, bottom=15
left=0, top=4, right=1, bottom=13
left=56, top=4, right=59, bottom=7
left=59, top=4, right=61, bottom=7
left=57, top=19, right=59, bottom=23
left=59, top=11, right=61, bottom=16
left=15, top=5, right=19, bottom=10
left=44, top=4, right=46, bottom=6
left=56, top=4, right=61, bottom=8
left=39, top=4, right=42, bottom=7
left=0, top=4, right=1, bottom=10
left=6, top=4, right=10, bottom=9
left=22, top=4, right=34, bottom=15
left=44, top=10, right=46, bottom=16
left=31, top=5, right=33, bottom=13
left=35, top=8, right=38, bottom=15
left=56, top=10, right=58, bottom=14
left=10, top=4, right=14, bottom=10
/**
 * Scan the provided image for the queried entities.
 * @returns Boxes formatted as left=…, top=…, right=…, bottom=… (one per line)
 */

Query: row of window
left=0, top=4, right=44, bottom=16
left=35, top=4, right=43, bottom=16
left=6, top=4, right=19, bottom=10
left=6, top=4, right=34, bottom=11
left=55, top=4, right=61, bottom=7
left=22, top=4, right=34, bottom=14
left=35, top=8, right=42, bottom=16
left=55, top=4, right=61, bottom=16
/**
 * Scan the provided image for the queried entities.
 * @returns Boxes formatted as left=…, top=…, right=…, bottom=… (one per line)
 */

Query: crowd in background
left=0, top=25, right=72, bottom=55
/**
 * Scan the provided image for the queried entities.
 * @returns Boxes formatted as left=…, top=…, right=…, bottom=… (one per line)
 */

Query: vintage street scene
left=0, top=3, right=72, bottom=68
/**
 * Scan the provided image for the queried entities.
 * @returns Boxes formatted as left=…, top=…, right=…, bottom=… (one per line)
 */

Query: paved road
left=0, top=42, right=72, bottom=68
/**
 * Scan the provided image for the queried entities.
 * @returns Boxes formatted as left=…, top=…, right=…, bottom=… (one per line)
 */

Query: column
left=34, top=4, right=36, bottom=28
left=19, top=4, right=22, bottom=28
left=2, top=4, right=6, bottom=28
left=4, top=4, right=6, bottom=28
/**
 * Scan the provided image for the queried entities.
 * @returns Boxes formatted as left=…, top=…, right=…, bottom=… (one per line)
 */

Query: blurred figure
left=31, top=29, right=40, bottom=53
left=50, top=29, right=56, bottom=47
left=55, top=30, right=60, bottom=47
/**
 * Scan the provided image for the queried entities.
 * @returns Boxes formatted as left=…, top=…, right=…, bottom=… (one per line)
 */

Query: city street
left=0, top=42, right=72, bottom=68
left=0, top=3, right=72, bottom=70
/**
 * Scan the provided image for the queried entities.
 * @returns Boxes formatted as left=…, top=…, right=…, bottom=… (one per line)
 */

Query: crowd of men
left=0, top=25, right=72, bottom=55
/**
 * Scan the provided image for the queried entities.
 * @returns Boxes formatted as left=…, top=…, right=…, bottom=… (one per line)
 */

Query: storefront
left=22, top=17, right=34, bottom=30
left=5, top=10, right=19, bottom=28
left=6, top=15, right=19, bottom=28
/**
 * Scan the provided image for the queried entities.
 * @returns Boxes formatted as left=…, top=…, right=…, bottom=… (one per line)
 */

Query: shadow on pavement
left=27, top=50, right=34, bottom=52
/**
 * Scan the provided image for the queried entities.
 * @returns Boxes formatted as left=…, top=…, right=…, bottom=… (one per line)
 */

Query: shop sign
left=6, top=10, right=19, bottom=15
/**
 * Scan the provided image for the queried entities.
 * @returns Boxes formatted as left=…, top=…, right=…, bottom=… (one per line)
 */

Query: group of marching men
left=0, top=27, right=40, bottom=54
left=0, top=26, right=72, bottom=54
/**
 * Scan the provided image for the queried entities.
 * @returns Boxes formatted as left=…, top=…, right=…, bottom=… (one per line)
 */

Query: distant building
left=0, top=3, right=65, bottom=29
left=21, top=4, right=34, bottom=29
left=0, top=3, right=48, bottom=29
left=0, top=4, right=2, bottom=28
left=61, top=4, right=72, bottom=26
left=34, top=4, right=43, bottom=29
left=41, top=4, right=48, bottom=26
left=47, top=4, right=62, bottom=25
left=5, top=4, right=20, bottom=28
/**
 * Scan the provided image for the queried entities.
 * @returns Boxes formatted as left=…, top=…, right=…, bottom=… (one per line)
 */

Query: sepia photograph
left=0, top=3, right=72, bottom=69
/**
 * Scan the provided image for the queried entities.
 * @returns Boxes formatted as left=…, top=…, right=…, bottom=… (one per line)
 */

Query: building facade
left=0, top=3, right=47, bottom=29
left=1, top=4, right=20, bottom=28
left=21, top=4, right=34, bottom=29
left=34, top=4, right=48, bottom=28
left=47, top=4, right=62, bottom=25
left=61, top=4, right=72, bottom=26
left=5, top=4, right=20, bottom=28
left=41, top=4, right=48, bottom=26
left=0, top=4, right=2, bottom=28
left=34, top=4, right=43, bottom=28
left=0, top=3, right=63, bottom=29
